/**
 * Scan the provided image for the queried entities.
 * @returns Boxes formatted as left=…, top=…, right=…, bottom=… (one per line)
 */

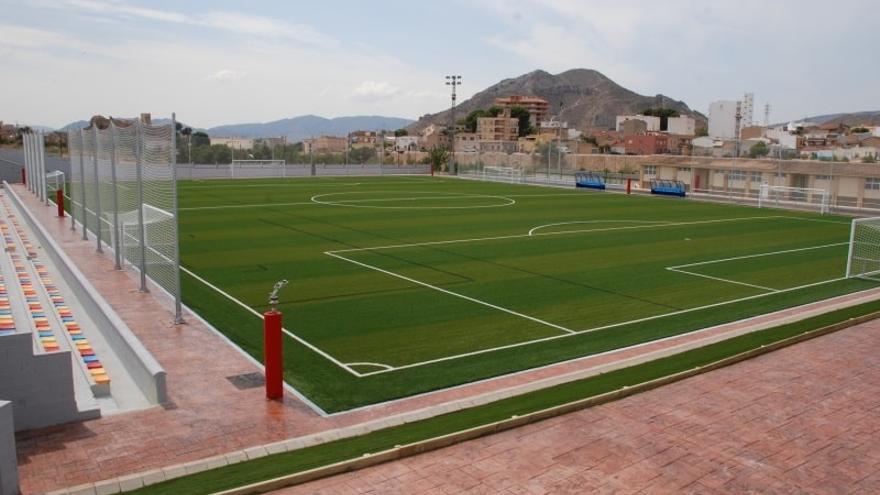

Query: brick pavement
left=276, top=318, right=880, bottom=494
left=10, top=182, right=880, bottom=494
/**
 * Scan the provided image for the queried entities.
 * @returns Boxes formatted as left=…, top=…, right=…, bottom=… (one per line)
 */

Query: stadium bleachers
left=0, top=199, right=110, bottom=394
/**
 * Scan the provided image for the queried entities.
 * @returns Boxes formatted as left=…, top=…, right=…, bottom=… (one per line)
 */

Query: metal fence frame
left=63, top=117, right=183, bottom=323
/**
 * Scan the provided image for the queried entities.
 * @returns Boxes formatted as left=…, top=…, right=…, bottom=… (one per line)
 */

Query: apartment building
left=494, top=95, right=549, bottom=126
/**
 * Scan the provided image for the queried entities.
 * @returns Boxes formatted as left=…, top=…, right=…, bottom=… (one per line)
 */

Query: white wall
left=709, top=101, right=738, bottom=139
left=667, top=116, right=696, bottom=136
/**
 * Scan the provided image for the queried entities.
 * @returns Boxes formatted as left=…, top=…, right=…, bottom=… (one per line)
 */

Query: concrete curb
left=44, top=308, right=880, bottom=495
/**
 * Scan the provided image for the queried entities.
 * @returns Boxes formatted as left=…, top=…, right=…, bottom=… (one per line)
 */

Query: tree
left=641, top=108, right=680, bottom=118
left=863, top=154, right=877, bottom=164
left=509, top=106, right=532, bottom=137
left=425, top=146, right=449, bottom=172
left=349, top=146, right=376, bottom=164
left=749, top=141, right=769, bottom=158
left=192, top=131, right=210, bottom=147
left=463, top=109, right=488, bottom=133
left=852, top=127, right=870, bottom=134
left=393, top=128, right=408, bottom=137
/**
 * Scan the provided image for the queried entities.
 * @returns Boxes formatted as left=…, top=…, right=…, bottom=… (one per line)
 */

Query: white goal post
left=480, top=165, right=524, bottom=184
left=846, top=216, right=880, bottom=280
left=758, top=184, right=830, bottom=214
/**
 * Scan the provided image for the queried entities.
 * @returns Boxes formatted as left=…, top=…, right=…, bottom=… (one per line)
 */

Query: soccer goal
left=846, top=217, right=880, bottom=280
left=45, top=170, right=65, bottom=194
left=230, top=159, right=287, bottom=178
left=481, top=166, right=524, bottom=184
left=759, top=184, right=830, bottom=214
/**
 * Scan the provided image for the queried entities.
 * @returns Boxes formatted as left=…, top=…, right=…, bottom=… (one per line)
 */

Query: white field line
left=177, top=192, right=592, bottom=212
left=175, top=210, right=854, bottom=379
left=666, top=268, right=779, bottom=292
left=667, top=242, right=849, bottom=270
left=329, top=215, right=788, bottom=255
left=528, top=220, right=667, bottom=236
left=311, top=192, right=516, bottom=209
left=346, top=361, right=394, bottom=371
left=665, top=242, right=849, bottom=294
left=325, top=251, right=577, bottom=335
left=323, top=215, right=852, bottom=376
left=177, top=264, right=365, bottom=377
left=180, top=182, right=364, bottom=188
left=353, top=275, right=850, bottom=377
left=178, top=201, right=314, bottom=211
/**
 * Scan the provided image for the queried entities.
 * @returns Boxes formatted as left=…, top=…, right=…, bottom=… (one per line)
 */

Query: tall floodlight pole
left=445, top=75, right=462, bottom=174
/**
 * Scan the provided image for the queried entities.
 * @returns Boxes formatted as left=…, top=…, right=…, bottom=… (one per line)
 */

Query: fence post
left=110, top=122, right=122, bottom=270
left=170, top=113, right=184, bottom=324
left=80, top=130, right=88, bottom=240
left=93, top=126, right=103, bottom=253
left=135, top=120, right=148, bottom=293
left=56, top=188, right=65, bottom=217
left=39, top=133, right=48, bottom=204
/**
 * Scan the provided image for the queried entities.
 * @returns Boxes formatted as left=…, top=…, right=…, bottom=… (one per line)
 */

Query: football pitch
left=176, top=175, right=878, bottom=413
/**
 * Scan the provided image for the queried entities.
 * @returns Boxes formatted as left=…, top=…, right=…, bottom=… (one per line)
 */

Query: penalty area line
left=178, top=265, right=365, bottom=377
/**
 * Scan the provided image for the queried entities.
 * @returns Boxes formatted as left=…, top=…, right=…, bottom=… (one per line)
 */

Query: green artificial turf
left=129, top=297, right=880, bottom=495
left=176, top=176, right=877, bottom=412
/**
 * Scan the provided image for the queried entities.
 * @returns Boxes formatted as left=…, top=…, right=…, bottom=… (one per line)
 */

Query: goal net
left=846, top=217, right=880, bottom=280
left=45, top=170, right=65, bottom=195
left=480, top=166, right=524, bottom=183
left=230, top=159, right=287, bottom=178
left=758, top=184, right=830, bottom=214
left=117, top=204, right=178, bottom=292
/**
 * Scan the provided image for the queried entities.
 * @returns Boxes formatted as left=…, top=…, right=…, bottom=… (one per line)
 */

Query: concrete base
left=0, top=401, right=19, bottom=495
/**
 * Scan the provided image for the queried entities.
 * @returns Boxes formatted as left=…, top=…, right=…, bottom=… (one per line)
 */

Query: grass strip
left=129, top=298, right=880, bottom=495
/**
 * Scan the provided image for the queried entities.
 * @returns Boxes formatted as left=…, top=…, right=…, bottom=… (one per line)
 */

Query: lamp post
left=445, top=75, right=461, bottom=174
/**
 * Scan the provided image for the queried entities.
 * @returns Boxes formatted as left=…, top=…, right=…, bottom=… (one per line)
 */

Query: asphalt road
left=0, top=147, right=70, bottom=184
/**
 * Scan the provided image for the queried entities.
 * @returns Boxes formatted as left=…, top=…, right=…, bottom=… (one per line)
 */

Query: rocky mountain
left=409, top=68, right=705, bottom=133
left=795, top=110, right=880, bottom=127
left=207, top=115, right=413, bottom=141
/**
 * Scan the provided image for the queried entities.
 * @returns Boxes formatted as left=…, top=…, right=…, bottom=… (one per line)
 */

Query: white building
left=666, top=116, right=696, bottom=136
left=708, top=101, right=739, bottom=139
left=615, top=115, right=660, bottom=132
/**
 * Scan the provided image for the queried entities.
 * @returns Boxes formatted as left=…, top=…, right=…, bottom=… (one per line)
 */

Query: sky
left=1, top=0, right=877, bottom=129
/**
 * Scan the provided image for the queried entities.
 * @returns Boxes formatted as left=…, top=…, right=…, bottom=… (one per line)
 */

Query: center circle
left=310, top=191, right=516, bottom=209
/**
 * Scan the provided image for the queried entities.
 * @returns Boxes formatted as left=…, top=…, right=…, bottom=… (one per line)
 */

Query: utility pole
left=445, top=75, right=461, bottom=174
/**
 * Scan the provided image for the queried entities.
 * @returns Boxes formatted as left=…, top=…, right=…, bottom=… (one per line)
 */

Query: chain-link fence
left=66, top=117, right=182, bottom=323
left=176, top=162, right=430, bottom=180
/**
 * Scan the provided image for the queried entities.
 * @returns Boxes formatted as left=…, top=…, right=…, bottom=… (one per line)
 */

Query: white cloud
left=352, top=81, right=401, bottom=101
left=205, top=69, right=246, bottom=81
left=57, top=0, right=337, bottom=47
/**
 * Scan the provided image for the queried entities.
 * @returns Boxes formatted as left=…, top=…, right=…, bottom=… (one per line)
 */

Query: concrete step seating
left=1, top=217, right=59, bottom=351
left=0, top=203, right=110, bottom=394
left=0, top=274, right=15, bottom=337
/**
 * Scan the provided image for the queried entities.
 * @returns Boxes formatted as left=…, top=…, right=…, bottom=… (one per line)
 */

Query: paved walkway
left=10, top=181, right=880, bottom=493
left=278, top=320, right=880, bottom=494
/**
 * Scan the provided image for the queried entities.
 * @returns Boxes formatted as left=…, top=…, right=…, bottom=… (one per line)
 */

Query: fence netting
left=65, top=118, right=182, bottom=322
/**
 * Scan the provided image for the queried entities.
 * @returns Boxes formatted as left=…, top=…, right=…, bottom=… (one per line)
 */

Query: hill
left=409, top=68, right=705, bottom=133
left=207, top=115, right=413, bottom=141
left=796, top=110, right=880, bottom=127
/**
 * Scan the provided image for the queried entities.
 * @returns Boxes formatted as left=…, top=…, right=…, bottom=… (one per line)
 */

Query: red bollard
left=263, top=310, right=283, bottom=400
left=56, top=188, right=65, bottom=217
left=626, top=178, right=632, bottom=194
left=21, top=169, right=26, bottom=185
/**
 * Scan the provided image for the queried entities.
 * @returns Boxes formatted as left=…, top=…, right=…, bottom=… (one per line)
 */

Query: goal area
left=759, top=184, right=829, bottom=214
left=846, top=216, right=880, bottom=280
